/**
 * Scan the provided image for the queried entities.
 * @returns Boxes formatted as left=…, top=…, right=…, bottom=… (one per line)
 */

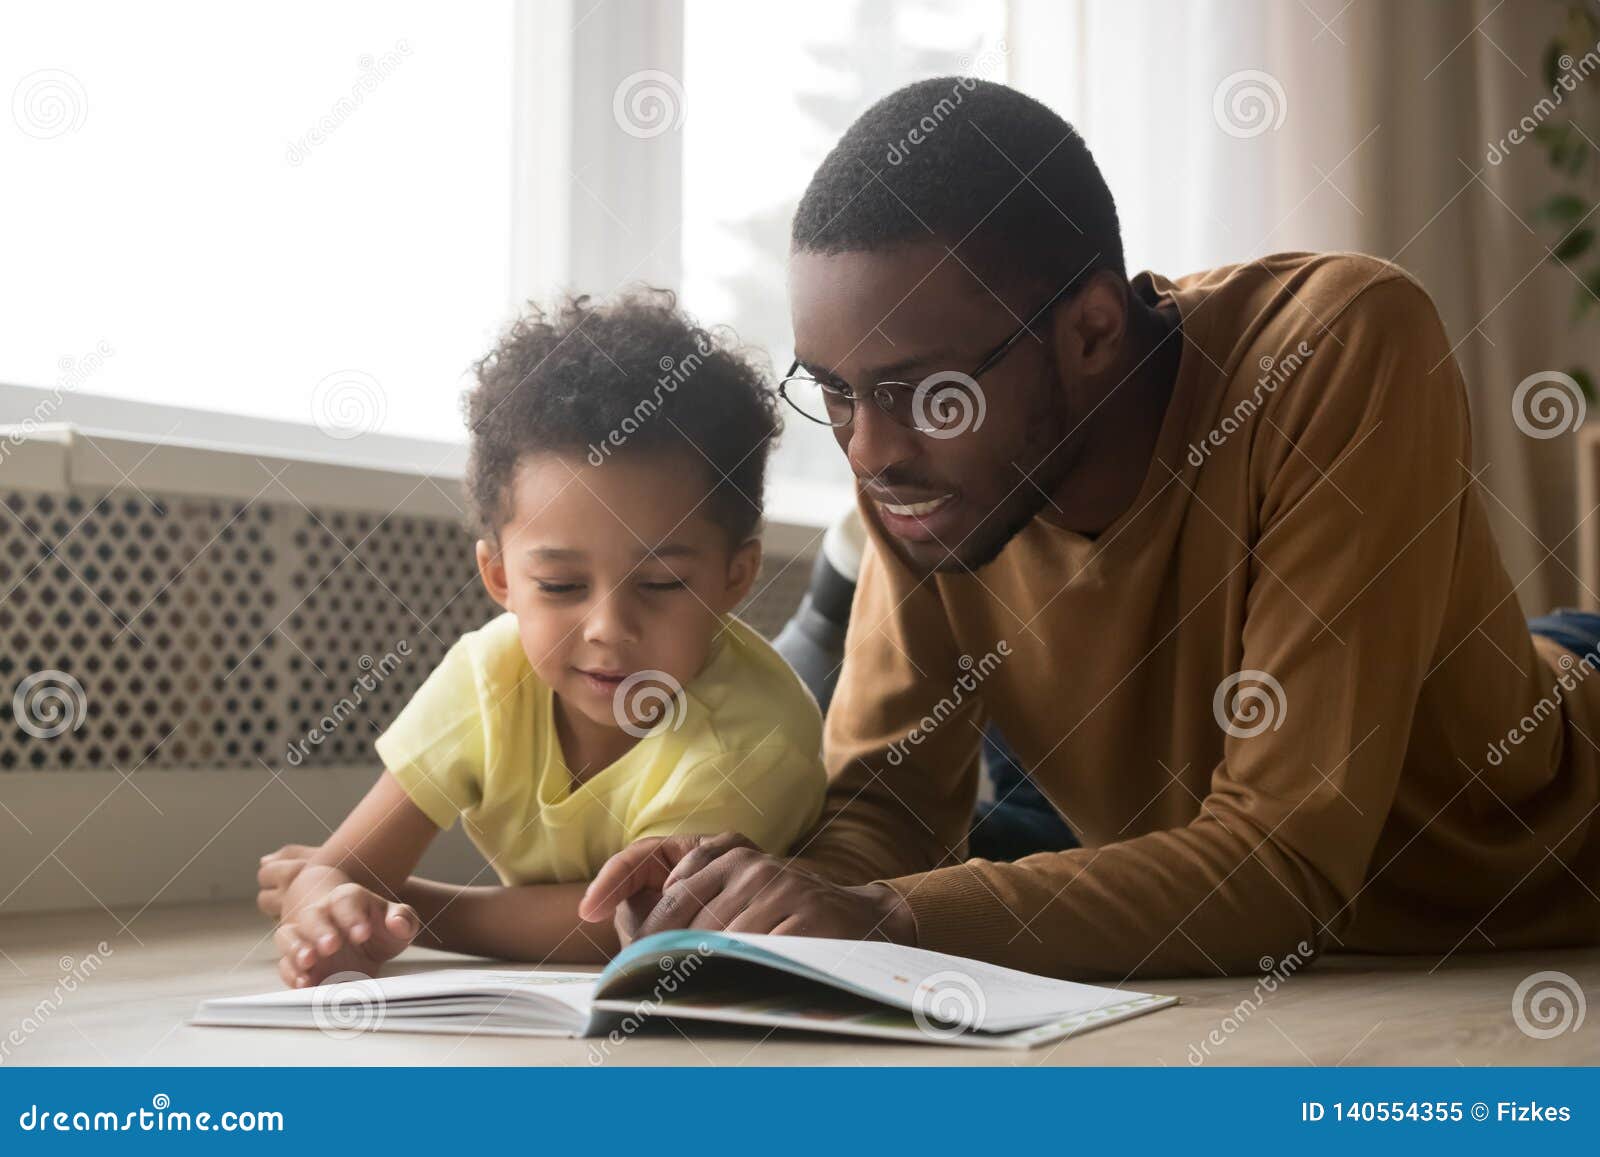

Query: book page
left=702, top=934, right=1161, bottom=1033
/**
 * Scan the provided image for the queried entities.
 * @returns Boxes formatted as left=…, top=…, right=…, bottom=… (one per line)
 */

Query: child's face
left=475, top=449, right=761, bottom=734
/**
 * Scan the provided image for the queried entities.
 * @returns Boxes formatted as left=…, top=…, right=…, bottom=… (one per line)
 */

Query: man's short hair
left=792, top=78, right=1124, bottom=297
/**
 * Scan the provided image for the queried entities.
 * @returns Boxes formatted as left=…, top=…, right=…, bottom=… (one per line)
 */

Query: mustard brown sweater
left=794, top=252, right=1600, bottom=979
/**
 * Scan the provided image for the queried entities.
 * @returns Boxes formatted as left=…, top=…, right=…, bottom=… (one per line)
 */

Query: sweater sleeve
left=790, top=516, right=987, bottom=886
left=853, top=277, right=1472, bottom=979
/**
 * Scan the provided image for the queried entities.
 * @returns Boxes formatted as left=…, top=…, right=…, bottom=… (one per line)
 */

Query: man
left=580, top=78, right=1600, bottom=978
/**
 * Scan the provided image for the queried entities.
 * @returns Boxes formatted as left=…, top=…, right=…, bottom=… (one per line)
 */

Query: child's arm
left=275, top=770, right=438, bottom=986
left=398, top=879, right=620, bottom=965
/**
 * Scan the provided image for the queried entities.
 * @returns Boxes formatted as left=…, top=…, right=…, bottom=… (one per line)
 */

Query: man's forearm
left=398, top=878, right=620, bottom=965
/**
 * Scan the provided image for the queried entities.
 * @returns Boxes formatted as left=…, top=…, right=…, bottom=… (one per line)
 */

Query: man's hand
left=275, top=877, right=420, bottom=988
left=578, top=833, right=917, bottom=946
left=256, top=844, right=318, bottom=920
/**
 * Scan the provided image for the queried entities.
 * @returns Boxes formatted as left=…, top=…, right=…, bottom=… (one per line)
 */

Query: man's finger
left=580, top=837, right=698, bottom=921
left=660, top=832, right=756, bottom=892
left=633, top=870, right=728, bottom=940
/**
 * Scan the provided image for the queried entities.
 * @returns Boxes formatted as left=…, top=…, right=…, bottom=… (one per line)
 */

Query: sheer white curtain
left=1010, top=0, right=1590, bottom=608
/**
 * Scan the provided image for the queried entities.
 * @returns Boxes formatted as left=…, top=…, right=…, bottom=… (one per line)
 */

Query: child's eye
left=534, top=580, right=584, bottom=595
left=640, top=579, right=687, bottom=592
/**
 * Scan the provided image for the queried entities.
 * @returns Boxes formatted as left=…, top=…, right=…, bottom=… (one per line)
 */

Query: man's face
left=789, top=243, right=1078, bottom=574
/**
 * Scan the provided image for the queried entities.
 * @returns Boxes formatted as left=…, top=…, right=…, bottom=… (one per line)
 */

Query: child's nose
left=582, top=588, right=640, bottom=645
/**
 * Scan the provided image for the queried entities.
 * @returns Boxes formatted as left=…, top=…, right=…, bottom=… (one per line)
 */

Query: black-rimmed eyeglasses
left=777, top=279, right=1085, bottom=434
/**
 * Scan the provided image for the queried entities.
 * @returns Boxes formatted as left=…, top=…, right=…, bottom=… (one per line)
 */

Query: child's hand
left=256, top=844, right=318, bottom=919
left=274, top=881, right=420, bottom=988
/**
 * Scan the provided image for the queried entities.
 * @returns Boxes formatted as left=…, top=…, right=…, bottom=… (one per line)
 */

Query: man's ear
left=721, top=538, right=763, bottom=610
left=476, top=538, right=511, bottom=610
left=1054, top=271, right=1129, bottom=379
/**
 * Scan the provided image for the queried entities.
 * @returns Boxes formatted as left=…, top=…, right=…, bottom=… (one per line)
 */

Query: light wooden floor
left=1, top=901, right=1595, bottom=1066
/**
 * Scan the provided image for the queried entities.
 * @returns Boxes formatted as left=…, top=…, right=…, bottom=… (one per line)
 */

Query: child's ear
left=721, top=538, right=763, bottom=610
left=476, top=538, right=511, bottom=610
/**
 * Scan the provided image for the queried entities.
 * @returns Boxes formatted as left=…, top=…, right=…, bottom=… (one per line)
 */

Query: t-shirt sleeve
left=373, top=637, right=487, bottom=831
left=626, top=745, right=827, bottom=855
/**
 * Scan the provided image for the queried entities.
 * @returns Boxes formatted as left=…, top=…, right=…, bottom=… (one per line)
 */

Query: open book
left=193, top=930, right=1176, bottom=1049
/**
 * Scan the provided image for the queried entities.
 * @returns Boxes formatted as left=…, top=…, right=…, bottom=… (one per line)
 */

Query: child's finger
left=277, top=953, right=308, bottom=989
left=256, top=859, right=301, bottom=890
left=328, top=886, right=383, bottom=944
left=580, top=837, right=687, bottom=921
left=296, top=901, right=344, bottom=955
left=377, top=902, right=420, bottom=946
left=273, top=922, right=317, bottom=970
left=259, top=843, right=317, bottom=864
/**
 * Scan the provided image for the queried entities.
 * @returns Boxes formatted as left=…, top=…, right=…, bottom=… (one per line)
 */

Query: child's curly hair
left=463, top=288, right=780, bottom=545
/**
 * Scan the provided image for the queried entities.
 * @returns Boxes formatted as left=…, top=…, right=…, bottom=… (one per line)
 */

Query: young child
left=258, top=290, right=826, bottom=987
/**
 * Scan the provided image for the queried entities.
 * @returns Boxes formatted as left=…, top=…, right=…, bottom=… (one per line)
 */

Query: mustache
left=858, top=470, right=952, bottom=493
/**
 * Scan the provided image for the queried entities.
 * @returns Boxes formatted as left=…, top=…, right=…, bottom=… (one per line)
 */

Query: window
left=680, top=0, right=1008, bottom=511
left=5, top=0, right=1009, bottom=521
left=1, top=0, right=515, bottom=443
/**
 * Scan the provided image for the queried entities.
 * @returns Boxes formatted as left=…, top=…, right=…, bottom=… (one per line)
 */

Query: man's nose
left=844, top=397, right=919, bottom=482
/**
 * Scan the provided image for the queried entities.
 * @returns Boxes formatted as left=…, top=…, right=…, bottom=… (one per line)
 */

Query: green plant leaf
left=1579, top=267, right=1600, bottom=319
left=1564, top=135, right=1590, bottom=176
left=1544, top=40, right=1562, bottom=88
left=1552, top=227, right=1595, bottom=262
left=1538, top=193, right=1589, bottom=222
left=1568, top=367, right=1596, bottom=405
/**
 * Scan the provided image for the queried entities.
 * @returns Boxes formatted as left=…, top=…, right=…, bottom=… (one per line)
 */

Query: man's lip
left=870, top=493, right=960, bottom=542
left=869, top=492, right=956, bottom=517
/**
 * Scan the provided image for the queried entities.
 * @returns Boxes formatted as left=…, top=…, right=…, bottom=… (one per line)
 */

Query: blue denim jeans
left=1526, top=608, right=1600, bottom=664
left=969, top=729, right=1079, bottom=861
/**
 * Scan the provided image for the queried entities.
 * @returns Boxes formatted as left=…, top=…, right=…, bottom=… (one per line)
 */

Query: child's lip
left=577, top=668, right=627, bottom=682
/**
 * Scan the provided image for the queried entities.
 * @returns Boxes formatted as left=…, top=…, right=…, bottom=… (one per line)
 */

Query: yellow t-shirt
left=374, top=611, right=826, bottom=884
